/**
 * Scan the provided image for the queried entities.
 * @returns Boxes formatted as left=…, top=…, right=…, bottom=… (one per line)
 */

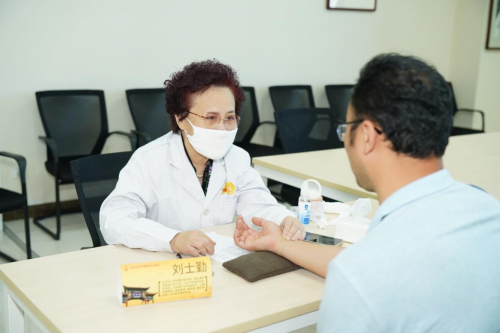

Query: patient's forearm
left=274, top=240, right=344, bottom=278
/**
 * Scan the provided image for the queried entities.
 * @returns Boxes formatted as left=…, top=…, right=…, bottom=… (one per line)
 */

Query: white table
left=1, top=223, right=330, bottom=333
left=253, top=132, right=500, bottom=201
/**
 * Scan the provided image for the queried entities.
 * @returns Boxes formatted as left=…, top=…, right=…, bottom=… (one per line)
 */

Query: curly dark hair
left=164, top=59, right=245, bottom=134
left=350, top=53, right=454, bottom=158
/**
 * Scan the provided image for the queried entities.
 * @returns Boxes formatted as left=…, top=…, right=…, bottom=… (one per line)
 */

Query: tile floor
left=0, top=213, right=92, bottom=264
left=0, top=213, right=316, bottom=333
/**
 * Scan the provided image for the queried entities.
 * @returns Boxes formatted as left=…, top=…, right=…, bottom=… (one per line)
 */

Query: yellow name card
left=119, top=256, right=212, bottom=307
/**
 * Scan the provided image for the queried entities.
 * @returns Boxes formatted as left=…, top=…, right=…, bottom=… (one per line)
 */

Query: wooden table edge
left=213, top=302, right=321, bottom=333
left=0, top=269, right=62, bottom=333
left=0, top=241, right=321, bottom=333
left=252, top=158, right=377, bottom=200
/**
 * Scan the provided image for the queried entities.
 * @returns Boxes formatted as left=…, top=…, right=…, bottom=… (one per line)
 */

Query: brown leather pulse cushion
left=222, top=252, right=300, bottom=282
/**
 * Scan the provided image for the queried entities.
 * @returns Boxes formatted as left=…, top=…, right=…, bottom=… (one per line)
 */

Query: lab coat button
left=203, top=209, right=209, bottom=216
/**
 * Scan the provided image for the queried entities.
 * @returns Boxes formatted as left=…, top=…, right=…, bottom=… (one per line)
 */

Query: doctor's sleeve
left=235, top=162, right=295, bottom=226
left=99, top=154, right=179, bottom=252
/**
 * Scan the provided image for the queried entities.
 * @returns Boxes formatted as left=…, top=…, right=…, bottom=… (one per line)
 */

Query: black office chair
left=274, top=108, right=342, bottom=154
left=126, top=89, right=171, bottom=148
left=234, top=87, right=284, bottom=158
left=0, top=152, right=32, bottom=261
left=274, top=108, right=343, bottom=205
left=448, top=83, right=485, bottom=136
left=268, top=85, right=316, bottom=149
left=269, top=85, right=316, bottom=111
left=325, top=84, right=354, bottom=123
left=71, top=151, right=133, bottom=248
left=35, top=90, right=137, bottom=240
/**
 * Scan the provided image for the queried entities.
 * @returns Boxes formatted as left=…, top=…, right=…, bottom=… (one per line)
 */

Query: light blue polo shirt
left=318, top=170, right=500, bottom=332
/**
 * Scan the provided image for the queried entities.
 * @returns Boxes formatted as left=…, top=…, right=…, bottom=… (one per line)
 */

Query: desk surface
left=254, top=144, right=376, bottom=199
left=253, top=132, right=500, bottom=200
left=0, top=224, right=326, bottom=333
left=442, top=132, right=500, bottom=200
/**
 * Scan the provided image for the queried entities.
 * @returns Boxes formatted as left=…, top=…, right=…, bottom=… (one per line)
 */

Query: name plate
left=118, top=256, right=212, bottom=307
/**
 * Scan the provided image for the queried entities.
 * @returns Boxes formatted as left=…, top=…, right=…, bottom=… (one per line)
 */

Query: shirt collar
left=370, top=169, right=455, bottom=230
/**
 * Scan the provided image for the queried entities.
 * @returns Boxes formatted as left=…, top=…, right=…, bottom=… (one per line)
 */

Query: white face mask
left=184, top=118, right=238, bottom=160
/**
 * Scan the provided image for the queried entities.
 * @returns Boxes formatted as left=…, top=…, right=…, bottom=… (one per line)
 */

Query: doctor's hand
left=233, top=215, right=284, bottom=253
left=170, top=230, right=216, bottom=257
left=280, top=216, right=306, bottom=241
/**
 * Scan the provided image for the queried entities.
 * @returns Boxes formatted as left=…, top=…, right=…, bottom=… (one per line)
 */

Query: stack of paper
left=205, top=231, right=252, bottom=263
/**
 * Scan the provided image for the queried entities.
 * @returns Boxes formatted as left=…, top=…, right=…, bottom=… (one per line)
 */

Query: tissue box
left=334, top=218, right=371, bottom=243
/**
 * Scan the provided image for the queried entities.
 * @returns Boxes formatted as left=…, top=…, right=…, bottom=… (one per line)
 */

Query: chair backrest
left=71, top=151, right=133, bottom=247
left=274, top=108, right=343, bottom=154
left=36, top=90, right=109, bottom=159
left=234, top=87, right=260, bottom=145
left=125, top=89, right=171, bottom=147
left=269, top=85, right=315, bottom=112
left=325, top=84, right=354, bottom=122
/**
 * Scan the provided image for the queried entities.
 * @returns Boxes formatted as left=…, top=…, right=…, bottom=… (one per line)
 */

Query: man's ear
left=362, top=121, right=378, bottom=155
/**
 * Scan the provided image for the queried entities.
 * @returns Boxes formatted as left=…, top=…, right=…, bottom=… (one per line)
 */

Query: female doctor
left=100, top=60, right=305, bottom=257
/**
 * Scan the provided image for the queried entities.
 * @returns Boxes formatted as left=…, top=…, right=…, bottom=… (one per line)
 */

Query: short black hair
left=351, top=53, right=453, bottom=158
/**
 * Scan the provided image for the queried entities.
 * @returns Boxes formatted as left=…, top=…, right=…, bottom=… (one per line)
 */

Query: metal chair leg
left=55, top=178, right=61, bottom=240
left=0, top=251, right=16, bottom=262
left=34, top=177, right=61, bottom=240
left=23, top=205, right=32, bottom=259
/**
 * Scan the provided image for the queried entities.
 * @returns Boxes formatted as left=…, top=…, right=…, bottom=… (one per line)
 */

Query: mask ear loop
left=183, top=117, right=197, bottom=136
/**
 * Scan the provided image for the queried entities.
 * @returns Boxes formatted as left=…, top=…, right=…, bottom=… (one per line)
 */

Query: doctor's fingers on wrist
left=290, top=228, right=304, bottom=241
left=300, top=229, right=307, bottom=240
left=281, top=220, right=292, bottom=235
left=283, top=223, right=297, bottom=239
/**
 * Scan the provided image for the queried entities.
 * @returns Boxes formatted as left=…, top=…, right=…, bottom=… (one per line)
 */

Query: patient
left=234, top=54, right=500, bottom=332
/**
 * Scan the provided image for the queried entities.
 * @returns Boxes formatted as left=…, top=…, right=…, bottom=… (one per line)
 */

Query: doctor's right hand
left=170, top=230, right=216, bottom=257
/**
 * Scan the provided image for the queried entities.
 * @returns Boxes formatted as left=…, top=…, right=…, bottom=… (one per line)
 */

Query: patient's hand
left=233, top=215, right=284, bottom=253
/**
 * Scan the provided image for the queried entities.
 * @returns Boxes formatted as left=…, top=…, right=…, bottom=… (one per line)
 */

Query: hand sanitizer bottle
left=298, top=181, right=311, bottom=225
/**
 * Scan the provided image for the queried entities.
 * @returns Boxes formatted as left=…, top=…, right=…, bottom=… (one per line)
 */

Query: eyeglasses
left=186, top=111, right=240, bottom=130
left=336, top=119, right=382, bottom=142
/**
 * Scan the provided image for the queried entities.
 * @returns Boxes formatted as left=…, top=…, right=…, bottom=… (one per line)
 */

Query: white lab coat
left=100, top=132, right=294, bottom=252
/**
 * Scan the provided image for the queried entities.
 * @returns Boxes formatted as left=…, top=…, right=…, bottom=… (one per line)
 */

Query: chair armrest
left=0, top=152, right=28, bottom=192
left=107, top=131, right=138, bottom=150
left=259, top=121, right=276, bottom=127
left=455, top=108, right=485, bottom=132
left=38, top=136, right=59, bottom=163
left=132, top=130, right=152, bottom=144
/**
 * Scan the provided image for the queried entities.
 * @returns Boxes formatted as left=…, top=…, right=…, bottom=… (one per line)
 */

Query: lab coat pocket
left=218, top=195, right=238, bottom=224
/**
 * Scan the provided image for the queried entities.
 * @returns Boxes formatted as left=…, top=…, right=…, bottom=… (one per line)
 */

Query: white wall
left=0, top=0, right=459, bottom=205
left=449, top=0, right=500, bottom=132
left=476, top=52, right=500, bottom=132
left=448, top=0, right=484, bottom=110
